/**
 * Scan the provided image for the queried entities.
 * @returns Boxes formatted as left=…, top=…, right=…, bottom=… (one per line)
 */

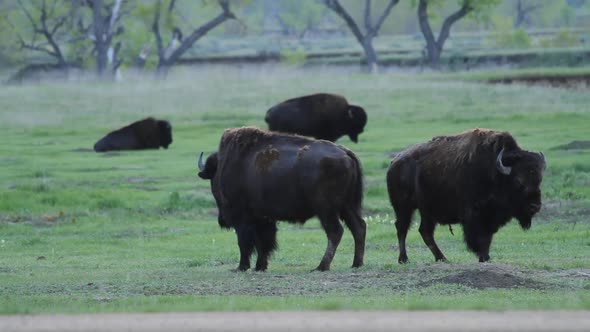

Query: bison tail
left=345, top=149, right=364, bottom=216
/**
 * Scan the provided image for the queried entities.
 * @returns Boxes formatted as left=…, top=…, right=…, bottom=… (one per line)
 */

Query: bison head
left=198, top=152, right=218, bottom=180
left=158, top=120, right=173, bottom=149
left=496, top=148, right=546, bottom=229
left=198, top=152, right=230, bottom=228
left=346, top=105, right=367, bottom=143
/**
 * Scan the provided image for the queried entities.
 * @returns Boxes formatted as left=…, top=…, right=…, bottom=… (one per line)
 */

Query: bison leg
left=477, top=233, right=493, bottom=263
left=315, top=213, right=344, bottom=271
left=235, top=224, right=255, bottom=272
left=394, top=209, right=413, bottom=264
left=463, top=222, right=493, bottom=262
left=254, top=221, right=278, bottom=272
left=341, top=209, right=366, bottom=268
left=418, top=217, right=447, bottom=262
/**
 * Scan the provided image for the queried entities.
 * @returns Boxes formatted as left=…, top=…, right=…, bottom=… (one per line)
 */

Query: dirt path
left=2, top=311, right=589, bottom=332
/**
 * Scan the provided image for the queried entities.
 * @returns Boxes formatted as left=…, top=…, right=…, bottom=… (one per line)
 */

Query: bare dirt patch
left=536, top=200, right=590, bottom=223
left=552, top=140, right=590, bottom=151
left=0, top=211, right=77, bottom=226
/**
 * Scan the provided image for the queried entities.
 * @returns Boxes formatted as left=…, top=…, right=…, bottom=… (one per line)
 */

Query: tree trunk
left=417, top=0, right=439, bottom=68
left=417, top=0, right=471, bottom=69
left=362, top=37, right=378, bottom=73
left=95, top=42, right=109, bottom=77
left=425, top=42, right=441, bottom=68
left=90, top=0, right=107, bottom=76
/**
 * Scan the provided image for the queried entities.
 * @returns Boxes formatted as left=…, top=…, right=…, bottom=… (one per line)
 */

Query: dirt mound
left=552, top=140, right=590, bottom=151
left=421, top=268, right=547, bottom=289
left=488, top=74, right=590, bottom=89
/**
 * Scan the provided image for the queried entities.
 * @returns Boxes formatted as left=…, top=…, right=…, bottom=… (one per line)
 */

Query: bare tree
left=10, top=0, right=71, bottom=68
left=514, top=0, right=542, bottom=28
left=85, top=0, right=126, bottom=77
left=323, top=0, right=399, bottom=73
left=152, top=0, right=235, bottom=76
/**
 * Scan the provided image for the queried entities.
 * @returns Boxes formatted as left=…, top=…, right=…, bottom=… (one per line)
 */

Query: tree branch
left=16, top=0, right=38, bottom=30
left=373, top=0, right=399, bottom=34
left=437, top=1, right=472, bottom=47
left=364, top=0, right=372, bottom=36
left=152, top=0, right=165, bottom=60
left=106, top=0, right=122, bottom=43
left=324, top=0, right=365, bottom=46
left=20, top=41, right=58, bottom=58
left=168, top=0, right=177, bottom=12
left=163, top=0, right=235, bottom=66
left=51, top=15, right=68, bottom=35
left=417, top=0, right=436, bottom=50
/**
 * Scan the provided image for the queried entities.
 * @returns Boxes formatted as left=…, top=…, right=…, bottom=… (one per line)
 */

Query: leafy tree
left=275, top=0, right=326, bottom=38
left=322, top=0, right=400, bottom=73
left=416, top=0, right=499, bottom=68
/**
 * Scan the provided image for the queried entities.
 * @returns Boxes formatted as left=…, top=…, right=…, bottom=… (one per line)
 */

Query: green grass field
left=0, top=66, right=589, bottom=314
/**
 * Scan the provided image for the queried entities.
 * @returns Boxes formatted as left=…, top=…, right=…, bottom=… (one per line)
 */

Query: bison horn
left=540, top=152, right=546, bottom=170
left=496, top=148, right=512, bottom=175
left=198, top=152, right=205, bottom=171
left=348, top=108, right=354, bottom=119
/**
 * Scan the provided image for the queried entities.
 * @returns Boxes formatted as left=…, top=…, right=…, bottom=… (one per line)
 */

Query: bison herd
left=93, top=93, right=546, bottom=272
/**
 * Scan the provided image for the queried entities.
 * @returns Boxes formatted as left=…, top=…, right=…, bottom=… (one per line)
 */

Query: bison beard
left=198, top=127, right=366, bottom=272
left=264, top=93, right=367, bottom=143
left=93, top=117, right=172, bottom=152
left=387, top=128, right=546, bottom=263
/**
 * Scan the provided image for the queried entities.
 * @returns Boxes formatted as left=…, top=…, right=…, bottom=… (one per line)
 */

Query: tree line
left=0, top=0, right=587, bottom=78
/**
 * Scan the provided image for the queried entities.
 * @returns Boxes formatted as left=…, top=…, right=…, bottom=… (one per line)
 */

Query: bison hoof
left=255, top=265, right=268, bottom=272
left=398, top=256, right=409, bottom=264
left=233, top=265, right=250, bottom=272
left=435, top=257, right=448, bottom=263
left=351, top=262, right=363, bottom=268
left=478, top=255, right=490, bottom=263
left=313, top=265, right=330, bottom=272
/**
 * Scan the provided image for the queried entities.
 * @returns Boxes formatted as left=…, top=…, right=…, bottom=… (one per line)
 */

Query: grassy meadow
left=0, top=66, right=589, bottom=313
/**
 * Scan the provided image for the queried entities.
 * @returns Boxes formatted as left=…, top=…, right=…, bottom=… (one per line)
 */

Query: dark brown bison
left=386, top=128, right=546, bottom=263
left=93, top=117, right=172, bottom=152
left=198, top=127, right=366, bottom=272
left=264, top=93, right=367, bottom=143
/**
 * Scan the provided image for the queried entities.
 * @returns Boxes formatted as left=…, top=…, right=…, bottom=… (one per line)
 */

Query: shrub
left=493, top=28, right=532, bottom=49
left=539, top=30, right=580, bottom=48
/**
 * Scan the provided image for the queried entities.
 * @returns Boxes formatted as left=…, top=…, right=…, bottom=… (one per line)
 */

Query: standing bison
left=264, top=93, right=367, bottom=143
left=386, top=128, right=546, bottom=263
left=93, top=117, right=172, bottom=152
left=198, top=127, right=366, bottom=271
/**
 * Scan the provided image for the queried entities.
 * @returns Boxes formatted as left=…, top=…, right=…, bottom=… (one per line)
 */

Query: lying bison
left=93, top=117, right=172, bottom=152
left=264, top=93, right=367, bottom=143
left=198, top=127, right=366, bottom=271
left=387, top=128, right=546, bottom=263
